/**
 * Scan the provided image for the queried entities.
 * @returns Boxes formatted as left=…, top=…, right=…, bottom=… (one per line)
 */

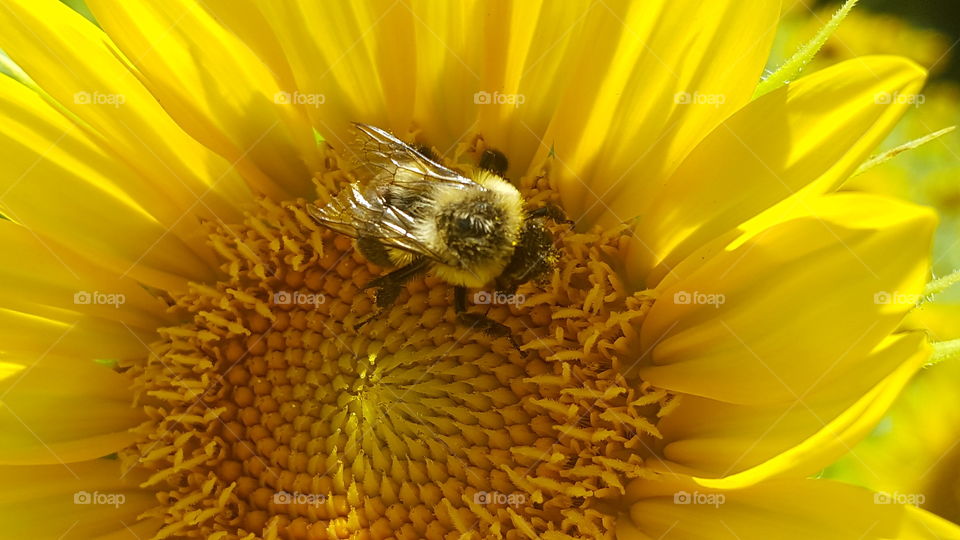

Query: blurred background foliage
left=5, top=0, right=959, bottom=527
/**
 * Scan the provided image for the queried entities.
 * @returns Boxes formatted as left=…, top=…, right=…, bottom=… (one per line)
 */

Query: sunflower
left=0, top=0, right=958, bottom=539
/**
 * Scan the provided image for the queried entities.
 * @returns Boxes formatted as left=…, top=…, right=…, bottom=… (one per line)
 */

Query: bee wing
left=308, top=123, right=478, bottom=265
left=306, top=186, right=369, bottom=238
left=307, top=186, right=449, bottom=264
left=352, top=122, right=476, bottom=189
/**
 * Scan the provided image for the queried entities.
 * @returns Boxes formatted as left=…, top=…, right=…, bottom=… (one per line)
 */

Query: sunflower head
left=124, top=148, right=673, bottom=537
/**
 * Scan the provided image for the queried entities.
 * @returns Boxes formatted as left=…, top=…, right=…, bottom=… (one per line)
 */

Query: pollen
left=121, top=146, right=670, bottom=539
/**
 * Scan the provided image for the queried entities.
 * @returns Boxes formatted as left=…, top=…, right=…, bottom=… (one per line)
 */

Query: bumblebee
left=307, top=123, right=566, bottom=338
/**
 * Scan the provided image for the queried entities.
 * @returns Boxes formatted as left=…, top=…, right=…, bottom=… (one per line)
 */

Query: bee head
left=435, top=190, right=518, bottom=267
left=495, top=218, right=558, bottom=292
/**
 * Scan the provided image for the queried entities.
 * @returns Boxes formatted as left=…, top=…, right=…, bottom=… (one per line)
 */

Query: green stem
left=754, top=0, right=858, bottom=99
left=930, top=339, right=960, bottom=366
left=925, top=269, right=960, bottom=297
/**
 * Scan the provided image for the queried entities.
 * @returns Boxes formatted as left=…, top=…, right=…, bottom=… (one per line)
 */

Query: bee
left=307, top=123, right=566, bottom=338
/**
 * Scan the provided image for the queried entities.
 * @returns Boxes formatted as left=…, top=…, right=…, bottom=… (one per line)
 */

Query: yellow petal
left=94, top=518, right=163, bottom=540
left=0, top=0, right=253, bottom=214
left=0, top=358, right=144, bottom=464
left=631, top=56, right=926, bottom=287
left=903, top=302, right=960, bottom=341
left=639, top=193, right=935, bottom=405
left=540, top=0, right=780, bottom=229
left=821, top=355, right=960, bottom=513
left=0, top=306, right=154, bottom=362
left=253, top=0, right=419, bottom=148
left=901, top=505, right=960, bottom=539
left=0, top=459, right=156, bottom=539
left=401, top=1, right=619, bottom=177
left=653, top=332, right=929, bottom=484
left=0, top=220, right=170, bottom=331
left=259, top=1, right=604, bottom=179
left=191, top=0, right=298, bottom=91
left=625, top=478, right=959, bottom=539
left=406, top=0, right=599, bottom=174
left=403, top=0, right=479, bottom=147
left=255, top=0, right=777, bottom=190
left=87, top=0, right=319, bottom=198
left=0, top=74, right=216, bottom=292
left=474, top=1, right=596, bottom=177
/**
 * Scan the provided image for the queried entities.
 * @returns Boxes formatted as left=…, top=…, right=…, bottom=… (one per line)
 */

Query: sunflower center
left=122, top=145, right=671, bottom=539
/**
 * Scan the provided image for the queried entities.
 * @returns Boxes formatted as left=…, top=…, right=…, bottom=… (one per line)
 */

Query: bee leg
left=453, top=285, right=471, bottom=313
left=354, top=260, right=429, bottom=329
left=356, top=236, right=394, bottom=267
left=479, top=149, right=509, bottom=177
left=527, top=203, right=573, bottom=225
left=413, top=144, right=440, bottom=162
left=364, top=259, right=428, bottom=295
left=453, top=286, right=520, bottom=349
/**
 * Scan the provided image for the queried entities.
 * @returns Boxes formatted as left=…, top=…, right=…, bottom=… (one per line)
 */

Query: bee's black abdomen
left=479, top=148, right=509, bottom=177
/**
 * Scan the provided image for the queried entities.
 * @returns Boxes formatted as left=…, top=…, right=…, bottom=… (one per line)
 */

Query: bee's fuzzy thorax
left=418, top=173, right=525, bottom=287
